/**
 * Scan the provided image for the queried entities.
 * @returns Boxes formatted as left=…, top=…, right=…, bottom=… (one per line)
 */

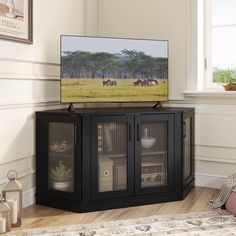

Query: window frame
left=186, top=0, right=204, bottom=92
left=186, top=0, right=233, bottom=92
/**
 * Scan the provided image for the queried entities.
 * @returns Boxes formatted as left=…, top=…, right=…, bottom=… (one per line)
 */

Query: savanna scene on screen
left=61, top=36, right=168, bottom=103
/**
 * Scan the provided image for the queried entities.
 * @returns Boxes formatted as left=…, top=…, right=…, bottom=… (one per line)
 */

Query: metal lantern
left=0, top=195, right=11, bottom=234
left=2, top=170, right=23, bottom=227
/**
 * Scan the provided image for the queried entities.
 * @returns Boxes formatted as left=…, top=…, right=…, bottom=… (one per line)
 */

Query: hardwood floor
left=19, top=187, right=219, bottom=230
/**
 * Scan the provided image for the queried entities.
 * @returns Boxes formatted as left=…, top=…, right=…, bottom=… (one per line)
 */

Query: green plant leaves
left=217, top=68, right=236, bottom=85
left=51, top=161, right=72, bottom=182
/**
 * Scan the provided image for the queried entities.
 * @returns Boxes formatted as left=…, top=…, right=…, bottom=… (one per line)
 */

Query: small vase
left=141, top=128, right=155, bottom=149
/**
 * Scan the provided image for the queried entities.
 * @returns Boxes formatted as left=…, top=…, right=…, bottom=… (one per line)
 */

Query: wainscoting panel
left=195, top=113, right=236, bottom=148
left=0, top=79, right=60, bottom=105
left=195, top=158, right=236, bottom=178
left=0, top=59, right=59, bottom=80
left=0, top=156, right=35, bottom=184
left=0, top=115, right=35, bottom=165
left=196, top=145, right=236, bottom=164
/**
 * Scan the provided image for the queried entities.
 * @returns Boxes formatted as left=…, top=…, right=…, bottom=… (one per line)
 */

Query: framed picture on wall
left=0, top=0, right=32, bottom=43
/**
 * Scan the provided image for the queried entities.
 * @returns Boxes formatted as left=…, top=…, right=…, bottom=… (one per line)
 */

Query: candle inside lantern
left=7, top=199, right=18, bottom=224
left=0, top=217, right=6, bottom=233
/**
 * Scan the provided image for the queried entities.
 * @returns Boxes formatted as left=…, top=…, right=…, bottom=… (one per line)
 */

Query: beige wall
left=97, top=0, right=187, bottom=100
left=0, top=0, right=85, bottom=207
left=88, top=0, right=236, bottom=188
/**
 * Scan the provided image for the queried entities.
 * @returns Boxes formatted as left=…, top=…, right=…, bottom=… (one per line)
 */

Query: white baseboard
left=23, top=187, right=35, bottom=208
left=195, top=173, right=226, bottom=189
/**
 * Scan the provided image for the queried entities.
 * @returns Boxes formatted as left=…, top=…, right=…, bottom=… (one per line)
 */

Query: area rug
left=8, top=210, right=236, bottom=236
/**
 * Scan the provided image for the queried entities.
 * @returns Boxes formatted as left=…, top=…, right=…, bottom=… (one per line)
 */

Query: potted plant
left=217, top=68, right=236, bottom=91
left=51, top=161, right=72, bottom=191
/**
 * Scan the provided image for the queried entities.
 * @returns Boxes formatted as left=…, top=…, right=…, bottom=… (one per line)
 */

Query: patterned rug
left=7, top=210, right=236, bottom=236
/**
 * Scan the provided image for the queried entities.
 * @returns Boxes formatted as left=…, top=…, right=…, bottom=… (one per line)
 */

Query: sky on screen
left=61, top=36, right=168, bottom=58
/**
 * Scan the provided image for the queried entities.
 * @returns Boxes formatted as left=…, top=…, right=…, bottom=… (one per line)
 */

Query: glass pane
left=212, top=0, right=236, bottom=26
left=48, top=122, right=75, bottom=193
left=98, top=122, right=127, bottom=192
left=212, top=26, right=236, bottom=79
left=183, top=118, right=191, bottom=180
left=141, top=121, right=167, bottom=188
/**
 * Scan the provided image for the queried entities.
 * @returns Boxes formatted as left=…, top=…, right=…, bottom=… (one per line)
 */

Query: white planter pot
left=52, top=181, right=70, bottom=191
left=141, top=137, right=155, bottom=149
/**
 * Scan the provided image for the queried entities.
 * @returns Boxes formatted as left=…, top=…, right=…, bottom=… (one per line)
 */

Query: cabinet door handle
left=75, top=125, right=78, bottom=144
left=183, top=121, right=186, bottom=138
left=137, top=124, right=140, bottom=141
left=128, top=124, right=131, bottom=142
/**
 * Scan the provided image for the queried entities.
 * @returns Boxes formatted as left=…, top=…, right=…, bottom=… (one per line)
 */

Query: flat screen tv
left=60, top=36, right=168, bottom=103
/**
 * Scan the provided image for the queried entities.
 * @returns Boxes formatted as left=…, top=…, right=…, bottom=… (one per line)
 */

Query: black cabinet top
left=36, top=106, right=194, bottom=116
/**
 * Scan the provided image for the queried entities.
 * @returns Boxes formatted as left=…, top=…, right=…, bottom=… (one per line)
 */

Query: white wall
left=0, top=0, right=85, bottom=207
left=90, top=0, right=236, bottom=189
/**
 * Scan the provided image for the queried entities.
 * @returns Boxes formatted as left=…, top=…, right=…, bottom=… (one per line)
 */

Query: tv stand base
left=67, top=103, right=75, bottom=112
left=153, top=101, right=163, bottom=109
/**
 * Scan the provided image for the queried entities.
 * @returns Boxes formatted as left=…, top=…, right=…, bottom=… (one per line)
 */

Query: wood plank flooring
left=18, top=187, right=219, bottom=230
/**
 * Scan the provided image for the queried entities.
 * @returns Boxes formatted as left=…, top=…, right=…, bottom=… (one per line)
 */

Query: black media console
left=36, top=107, right=194, bottom=212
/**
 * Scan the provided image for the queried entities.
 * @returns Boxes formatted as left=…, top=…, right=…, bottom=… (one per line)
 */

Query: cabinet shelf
left=141, top=151, right=166, bottom=156
left=49, top=152, right=74, bottom=160
left=99, top=153, right=126, bottom=159
left=98, top=151, right=166, bottom=159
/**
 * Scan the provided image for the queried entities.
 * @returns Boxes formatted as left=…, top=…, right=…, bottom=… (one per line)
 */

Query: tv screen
left=60, top=36, right=168, bottom=103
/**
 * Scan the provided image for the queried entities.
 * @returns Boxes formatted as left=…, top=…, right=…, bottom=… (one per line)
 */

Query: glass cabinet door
left=135, top=114, right=174, bottom=194
left=98, top=122, right=127, bottom=192
left=140, top=121, right=167, bottom=188
left=45, top=117, right=81, bottom=201
left=183, top=112, right=194, bottom=187
left=48, top=122, right=75, bottom=193
left=91, top=116, right=133, bottom=200
left=183, top=119, right=191, bottom=180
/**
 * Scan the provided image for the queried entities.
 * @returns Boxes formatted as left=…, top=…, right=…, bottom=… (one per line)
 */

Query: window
left=205, top=0, right=236, bottom=89
left=186, top=0, right=236, bottom=92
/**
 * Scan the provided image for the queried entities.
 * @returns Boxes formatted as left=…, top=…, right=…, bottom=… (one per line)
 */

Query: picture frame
left=0, top=0, right=32, bottom=44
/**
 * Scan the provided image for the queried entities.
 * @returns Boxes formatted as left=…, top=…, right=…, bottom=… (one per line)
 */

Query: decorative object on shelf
left=51, top=161, right=72, bottom=191
left=141, top=128, right=156, bottom=149
left=99, top=158, right=113, bottom=192
left=0, top=194, right=11, bottom=234
left=50, top=140, right=73, bottom=153
left=141, top=162, right=165, bottom=187
left=0, top=0, right=32, bottom=43
left=2, top=170, right=23, bottom=227
left=216, top=68, right=236, bottom=91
